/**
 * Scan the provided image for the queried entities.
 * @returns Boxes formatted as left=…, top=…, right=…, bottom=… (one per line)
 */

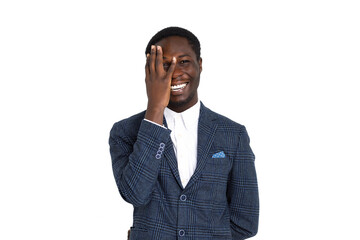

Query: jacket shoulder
left=205, top=106, right=246, bottom=133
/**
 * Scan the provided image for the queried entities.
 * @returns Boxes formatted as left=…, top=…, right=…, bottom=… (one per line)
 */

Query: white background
left=1, top=0, right=359, bottom=239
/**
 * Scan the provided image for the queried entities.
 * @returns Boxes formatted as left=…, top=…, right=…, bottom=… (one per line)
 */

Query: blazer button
left=159, top=142, right=165, bottom=148
left=179, top=229, right=185, bottom=237
left=180, top=194, right=187, bottom=201
left=155, top=154, right=161, bottom=159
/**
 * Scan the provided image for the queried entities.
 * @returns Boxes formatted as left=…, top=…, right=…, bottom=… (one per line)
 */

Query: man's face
left=156, top=36, right=202, bottom=112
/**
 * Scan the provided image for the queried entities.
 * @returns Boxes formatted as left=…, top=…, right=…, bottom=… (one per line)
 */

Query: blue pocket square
left=212, top=151, right=225, bottom=158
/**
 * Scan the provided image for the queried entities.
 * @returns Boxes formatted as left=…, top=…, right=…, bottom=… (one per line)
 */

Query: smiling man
left=109, top=27, right=259, bottom=239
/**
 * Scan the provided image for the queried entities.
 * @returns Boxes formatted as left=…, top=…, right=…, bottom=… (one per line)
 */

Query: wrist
left=145, top=105, right=165, bottom=125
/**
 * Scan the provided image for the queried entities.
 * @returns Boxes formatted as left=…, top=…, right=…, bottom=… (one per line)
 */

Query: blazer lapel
left=163, top=116, right=184, bottom=189
left=185, top=102, right=218, bottom=190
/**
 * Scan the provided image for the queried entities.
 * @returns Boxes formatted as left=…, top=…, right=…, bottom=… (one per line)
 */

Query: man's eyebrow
left=163, top=54, right=191, bottom=60
left=178, top=54, right=190, bottom=58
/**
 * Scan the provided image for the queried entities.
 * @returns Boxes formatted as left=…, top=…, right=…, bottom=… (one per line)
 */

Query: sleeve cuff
left=144, top=118, right=167, bottom=129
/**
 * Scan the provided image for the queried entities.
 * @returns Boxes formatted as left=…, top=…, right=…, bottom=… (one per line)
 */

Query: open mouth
left=171, top=83, right=188, bottom=92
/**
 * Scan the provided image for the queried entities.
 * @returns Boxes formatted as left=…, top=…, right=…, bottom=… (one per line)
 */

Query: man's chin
left=168, top=99, right=188, bottom=109
left=168, top=94, right=197, bottom=112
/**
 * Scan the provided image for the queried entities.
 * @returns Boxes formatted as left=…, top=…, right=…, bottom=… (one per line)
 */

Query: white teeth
left=171, top=83, right=187, bottom=91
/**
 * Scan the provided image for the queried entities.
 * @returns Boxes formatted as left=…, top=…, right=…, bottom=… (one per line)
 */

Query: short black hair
left=145, top=26, right=201, bottom=60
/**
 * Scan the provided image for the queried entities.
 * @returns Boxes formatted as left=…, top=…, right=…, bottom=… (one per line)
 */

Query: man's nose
left=172, top=65, right=183, bottom=79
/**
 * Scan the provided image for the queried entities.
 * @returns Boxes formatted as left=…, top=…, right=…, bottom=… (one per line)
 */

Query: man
left=109, top=27, right=259, bottom=239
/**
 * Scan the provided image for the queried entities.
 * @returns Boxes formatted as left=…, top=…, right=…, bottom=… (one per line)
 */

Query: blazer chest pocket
left=205, top=153, right=231, bottom=175
left=203, top=155, right=230, bottom=192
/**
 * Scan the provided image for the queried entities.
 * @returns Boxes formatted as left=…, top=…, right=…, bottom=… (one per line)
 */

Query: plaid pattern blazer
left=109, top=103, right=259, bottom=239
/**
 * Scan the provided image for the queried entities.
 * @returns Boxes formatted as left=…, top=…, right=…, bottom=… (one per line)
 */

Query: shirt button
left=179, top=229, right=185, bottom=237
left=180, top=194, right=187, bottom=201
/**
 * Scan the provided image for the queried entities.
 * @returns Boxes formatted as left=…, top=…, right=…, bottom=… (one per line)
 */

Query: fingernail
left=173, top=57, right=176, bottom=62
left=151, top=45, right=155, bottom=50
left=146, top=53, right=150, bottom=57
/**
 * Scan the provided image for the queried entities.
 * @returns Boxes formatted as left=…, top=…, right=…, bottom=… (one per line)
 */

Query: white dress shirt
left=164, top=101, right=200, bottom=187
left=144, top=101, right=200, bottom=188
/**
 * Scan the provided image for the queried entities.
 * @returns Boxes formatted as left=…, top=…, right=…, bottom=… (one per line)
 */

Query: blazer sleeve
left=228, top=126, right=259, bottom=239
left=109, top=119, right=171, bottom=207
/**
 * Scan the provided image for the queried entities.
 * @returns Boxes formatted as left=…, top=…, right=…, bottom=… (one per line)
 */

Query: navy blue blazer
left=109, top=103, right=259, bottom=239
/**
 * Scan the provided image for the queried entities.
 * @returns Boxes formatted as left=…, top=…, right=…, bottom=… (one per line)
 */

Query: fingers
left=155, top=46, right=163, bottom=72
left=149, top=45, right=165, bottom=74
left=166, top=57, right=177, bottom=79
left=149, top=45, right=156, bottom=74
left=145, top=54, right=150, bottom=80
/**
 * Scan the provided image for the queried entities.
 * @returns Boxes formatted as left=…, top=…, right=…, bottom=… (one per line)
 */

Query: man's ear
left=199, top=57, right=202, bottom=73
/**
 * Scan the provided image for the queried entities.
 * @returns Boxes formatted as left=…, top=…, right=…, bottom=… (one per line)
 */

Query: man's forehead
left=157, top=36, right=195, bottom=57
left=157, top=36, right=191, bottom=49
left=157, top=35, right=188, bottom=43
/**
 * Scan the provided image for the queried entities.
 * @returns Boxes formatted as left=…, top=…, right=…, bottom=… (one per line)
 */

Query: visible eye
left=180, top=60, right=190, bottom=64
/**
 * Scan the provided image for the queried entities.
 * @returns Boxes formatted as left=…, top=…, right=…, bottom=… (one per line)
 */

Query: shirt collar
left=164, top=100, right=201, bottom=130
